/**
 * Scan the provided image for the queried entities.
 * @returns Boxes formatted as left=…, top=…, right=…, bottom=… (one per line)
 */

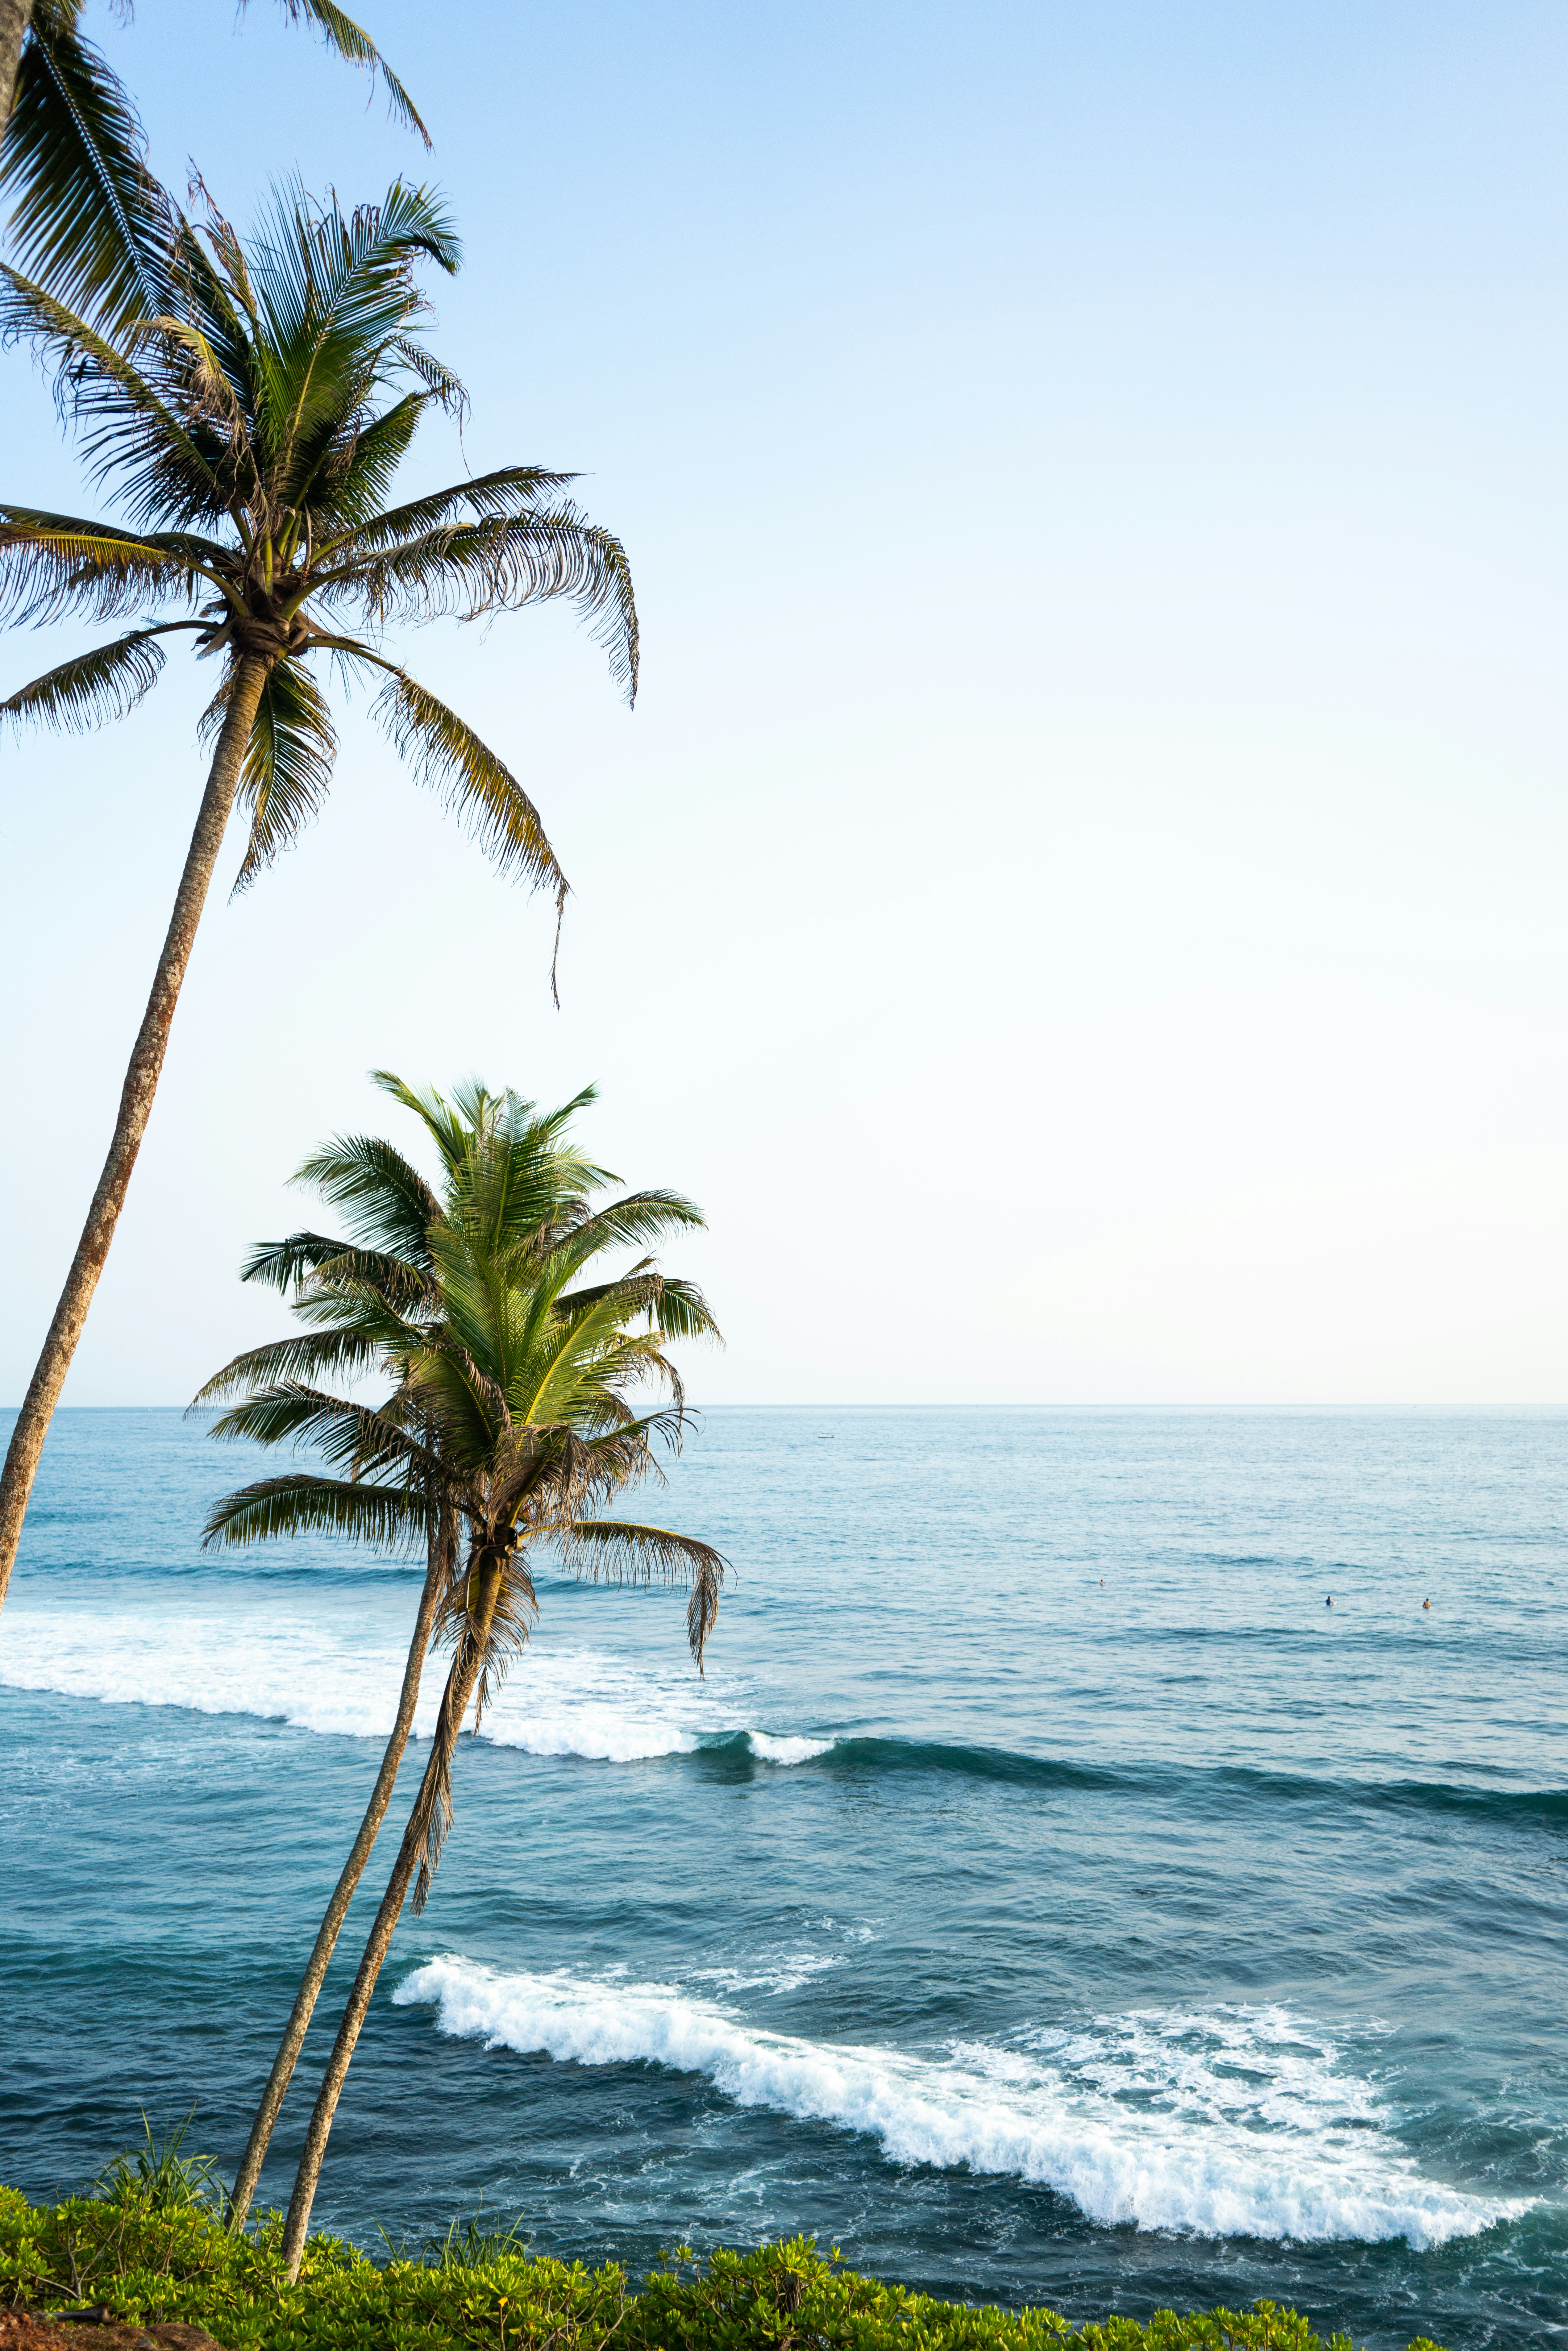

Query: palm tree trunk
left=0, top=654, right=269, bottom=1613
left=279, top=1559, right=502, bottom=2279
left=0, top=0, right=33, bottom=122
left=227, top=1509, right=451, bottom=2231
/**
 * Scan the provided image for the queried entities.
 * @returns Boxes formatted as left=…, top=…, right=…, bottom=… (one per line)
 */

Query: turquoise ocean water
left=1, top=1407, right=1564, bottom=2348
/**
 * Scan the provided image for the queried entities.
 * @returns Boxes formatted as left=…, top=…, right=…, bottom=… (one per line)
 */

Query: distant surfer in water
left=1326, top=1594, right=1333, bottom=1607
left=1423, top=1597, right=1431, bottom=1609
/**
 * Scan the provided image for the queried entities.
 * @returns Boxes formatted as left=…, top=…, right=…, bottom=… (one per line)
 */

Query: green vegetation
left=196, top=1073, right=725, bottom=2265
left=2, top=0, right=424, bottom=337
left=0, top=2183, right=1449, bottom=2351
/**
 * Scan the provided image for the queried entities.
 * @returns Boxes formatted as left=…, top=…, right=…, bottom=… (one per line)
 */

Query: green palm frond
left=206, top=1380, right=432, bottom=1480
left=288, top=1133, right=440, bottom=1263
left=1, top=0, right=174, bottom=337
left=0, top=267, right=233, bottom=525
left=229, top=654, right=338, bottom=892
left=0, top=625, right=175, bottom=730
left=191, top=1326, right=392, bottom=1405
left=316, top=466, right=578, bottom=561
left=0, top=508, right=217, bottom=625
left=330, top=507, right=639, bottom=702
left=264, top=0, right=431, bottom=146
left=557, top=1521, right=731, bottom=1670
left=200, top=1473, right=427, bottom=1552
left=368, top=664, right=569, bottom=899
left=556, top=1271, right=721, bottom=1342
left=239, top=1230, right=359, bottom=1292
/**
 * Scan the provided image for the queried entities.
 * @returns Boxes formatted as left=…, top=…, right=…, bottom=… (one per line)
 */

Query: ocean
left=1, top=1406, right=1564, bottom=2349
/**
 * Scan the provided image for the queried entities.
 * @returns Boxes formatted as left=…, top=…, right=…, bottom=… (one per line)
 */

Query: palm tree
left=0, top=177, right=639, bottom=1614
left=3, top=0, right=423, bottom=264
left=194, top=1071, right=726, bottom=2262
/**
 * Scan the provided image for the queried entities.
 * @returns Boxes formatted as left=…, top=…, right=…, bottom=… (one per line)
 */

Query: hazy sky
left=3, top=0, right=1566, bottom=1406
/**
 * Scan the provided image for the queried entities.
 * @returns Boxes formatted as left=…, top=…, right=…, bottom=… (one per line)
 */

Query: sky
left=2, top=0, right=1566, bottom=1407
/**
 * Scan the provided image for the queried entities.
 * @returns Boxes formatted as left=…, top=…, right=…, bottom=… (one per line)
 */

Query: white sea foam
left=746, top=1731, right=835, bottom=1765
left=0, top=1591, right=806, bottom=1764
left=393, top=1958, right=1526, bottom=2249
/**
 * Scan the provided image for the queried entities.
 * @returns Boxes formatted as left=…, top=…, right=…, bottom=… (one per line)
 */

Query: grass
left=0, top=2175, right=1449, bottom=2351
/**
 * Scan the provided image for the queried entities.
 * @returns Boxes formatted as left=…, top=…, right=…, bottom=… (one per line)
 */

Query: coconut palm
left=0, top=177, right=639, bottom=1614
left=3, top=0, right=423, bottom=304
left=194, top=1071, right=726, bottom=2262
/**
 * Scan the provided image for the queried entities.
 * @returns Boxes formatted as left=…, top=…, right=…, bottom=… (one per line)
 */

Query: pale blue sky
left=3, top=1, right=1566, bottom=1403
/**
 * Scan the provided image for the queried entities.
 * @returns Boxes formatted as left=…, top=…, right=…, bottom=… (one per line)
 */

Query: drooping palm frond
left=229, top=653, right=337, bottom=890
left=329, top=505, right=639, bottom=703
left=1, top=0, right=174, bottom=337
left=0, top=623, right=176, bottom=730
left=556, top=1520, right=731, bottom=1670
left=367, top=664, right=568, bottom=898
left=262, top=0, right=430, bottom=146
left=317, top=466, right=579, bottom=562
left=206, top=1382, right=435, bottom=1486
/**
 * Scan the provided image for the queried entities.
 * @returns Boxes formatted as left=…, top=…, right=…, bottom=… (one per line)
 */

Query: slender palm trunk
left=0, top=0, right=33, bottom=122
left=280, top=1559, right=502, bottom=2278
left=228, top=1511, right=451, bottom=2231
left=0, top=655, right=269, bottom=1613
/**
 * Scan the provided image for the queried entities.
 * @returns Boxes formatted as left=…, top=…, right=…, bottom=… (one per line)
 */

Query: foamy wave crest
left=0, top=1594, right=752, bottom=1761
left=394, top=1959, right=1525, bottom=2249
left=746, top=1731, right=835, bottom=1765
left=480, top=1650, right=743, bottom=1762
left=0, top=1597, right=417, bottom=1739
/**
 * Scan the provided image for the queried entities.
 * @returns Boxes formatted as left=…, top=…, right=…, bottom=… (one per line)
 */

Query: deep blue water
left=2, top=1407, right=1565, bottom=2350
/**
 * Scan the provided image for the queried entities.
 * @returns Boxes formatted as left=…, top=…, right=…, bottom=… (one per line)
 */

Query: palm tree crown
left=2, top=173, right=636, bottom=931
left=198, top=1069, right=726, bottom=1699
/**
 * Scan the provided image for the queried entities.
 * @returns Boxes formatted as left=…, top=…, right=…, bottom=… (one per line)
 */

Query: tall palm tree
left=3, top=0, right=422, bottom=249
left=194, top=1071, right=726, bottom=2260
left=0, top=178, right=639, bottom=1614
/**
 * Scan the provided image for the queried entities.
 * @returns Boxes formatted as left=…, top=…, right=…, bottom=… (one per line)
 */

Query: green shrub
left=0, top=2185, right=1446, bottom=2351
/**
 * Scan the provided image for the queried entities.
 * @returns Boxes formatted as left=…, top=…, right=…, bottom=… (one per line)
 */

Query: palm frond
left=201, top=1472, right=427, bottom=1552
left=370, top=665, right=569, bottom=899
left=0, top=507, right=217, bottom=624
left=239, top=1230, right=353, bottom=1292
left=206, top=1382, right=434, bottom=1484
left=290, top=1131, right=439, bottom=1263
left=0, top=266, right=231, bottom=525
left=265, top=0, right=431, bottom=146
left=330, top=508, right=639, bottom=702
left=557, top=1271, right=721, bottom=1343
left=556, top=1521, right=731, bottom=1670
left=229, top=655, right=338, bottom=892
left=190, top=1326, right=389, bottom=1405
left=1, top=0, right=175, bottom=336
left=315, top=465, right=577, bottom=561
left=0, top=625, right=173, bottom=731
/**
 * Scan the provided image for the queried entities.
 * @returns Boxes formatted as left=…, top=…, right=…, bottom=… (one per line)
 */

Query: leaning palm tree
left=195, top=1071, right=726, bottom=2261
left=0, top=178, right=639, bottom=1614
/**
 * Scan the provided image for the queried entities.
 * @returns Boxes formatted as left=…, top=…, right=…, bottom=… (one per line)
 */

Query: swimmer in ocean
left=1423, top=1597, right=1431, bottom=1609
left=1326, top=1594, right=1333, bottom=1607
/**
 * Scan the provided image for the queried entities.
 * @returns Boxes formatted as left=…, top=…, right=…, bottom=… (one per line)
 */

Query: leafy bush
left=0, top=2185, right=1447, bottom=2351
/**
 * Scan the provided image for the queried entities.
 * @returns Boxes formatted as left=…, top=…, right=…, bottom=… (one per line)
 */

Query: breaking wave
left=393, top=1957, right=1526, bottom=2249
